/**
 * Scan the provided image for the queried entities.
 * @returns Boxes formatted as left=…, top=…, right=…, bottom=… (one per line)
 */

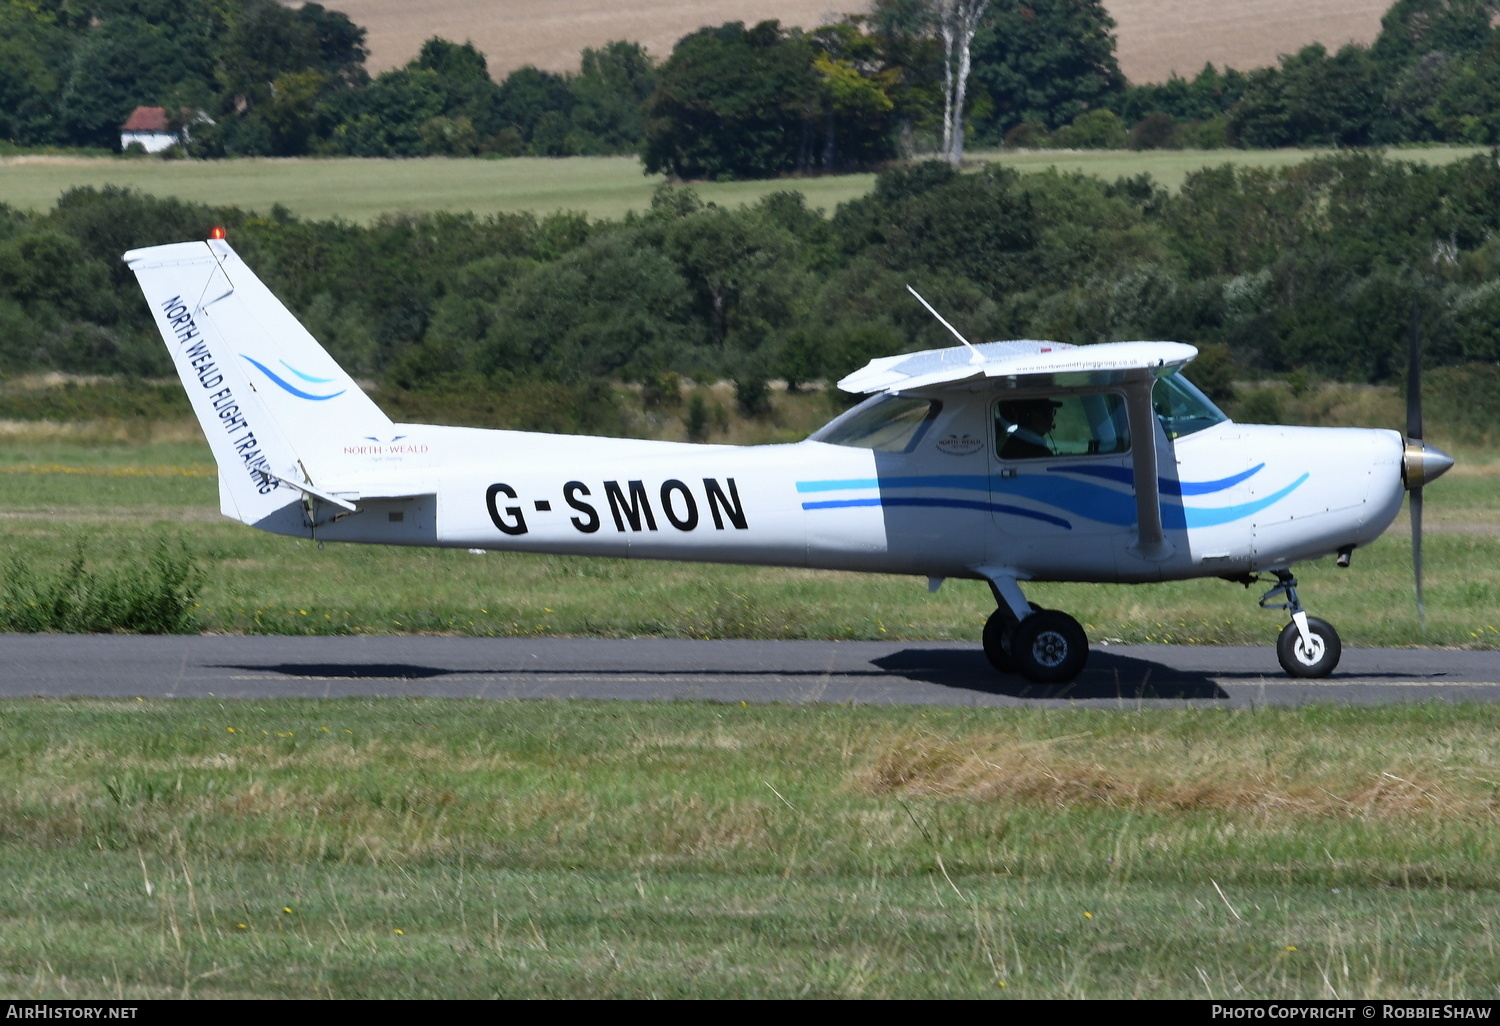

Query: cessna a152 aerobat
left=126, top=237, right=1455, bottom=684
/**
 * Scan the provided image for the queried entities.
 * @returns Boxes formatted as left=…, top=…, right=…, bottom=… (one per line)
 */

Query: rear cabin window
left=995, top=393, right=1130, bottom=460
left=811, top=395, right=941, bottom=453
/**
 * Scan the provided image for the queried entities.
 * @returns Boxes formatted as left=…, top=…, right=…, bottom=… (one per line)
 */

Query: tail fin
left=125, top=239, right=392, bottom=525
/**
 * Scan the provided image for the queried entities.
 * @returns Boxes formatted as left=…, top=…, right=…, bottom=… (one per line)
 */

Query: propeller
left=1403, top=305, right=1455, bottom=627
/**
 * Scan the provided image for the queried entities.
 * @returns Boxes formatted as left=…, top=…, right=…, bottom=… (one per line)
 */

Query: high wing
left=837, top=339, right=1198, bottom=394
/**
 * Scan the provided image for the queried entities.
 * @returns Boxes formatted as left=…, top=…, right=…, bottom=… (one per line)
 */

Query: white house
left=119, top=107, right=178, bottom=153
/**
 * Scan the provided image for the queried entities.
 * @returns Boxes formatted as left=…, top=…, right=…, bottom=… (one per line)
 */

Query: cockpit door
left=987, top=390, right=1136, bottom=575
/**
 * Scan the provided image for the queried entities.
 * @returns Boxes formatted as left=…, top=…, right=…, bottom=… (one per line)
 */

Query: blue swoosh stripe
left=279, top=359, right=337, bottom=384
left=797, top=478, right=879, bottom=493
left=800, top=467, right=1264, bottom=497
left=1183, top=474, right=1309, bottom=528
left=796, top=468, right=1306, bottom=529
left=1050, top=463, right=1265, bottom=496
left=242, top=355, right=346, bottom=401
left=803, top=496, right=1071, bottom=529
left=798, top=475, right=990, bottom=493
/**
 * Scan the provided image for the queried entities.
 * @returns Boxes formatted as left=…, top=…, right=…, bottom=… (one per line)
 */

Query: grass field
left=3, top=698, right=1500, bottom=998
left=1, top=147, right=1486, bottom=223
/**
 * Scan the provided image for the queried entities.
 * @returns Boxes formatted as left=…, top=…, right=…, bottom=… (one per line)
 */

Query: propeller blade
left=1407, top=304, right=1422, bottom=441
left=1408, top=302, right=1426, bottom=629
left=1411, top=485, right=1425, bottom=629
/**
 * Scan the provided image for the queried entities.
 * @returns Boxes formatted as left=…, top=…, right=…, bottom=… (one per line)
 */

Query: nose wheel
left=1276, top=616, right=1341, bottom=677
left=1261, top=570, right=1342, bottom=678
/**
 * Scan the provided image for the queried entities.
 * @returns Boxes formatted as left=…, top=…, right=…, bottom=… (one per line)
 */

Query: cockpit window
left=811, top=394, right=941, bottom=452
left=996, top=392, right=1130, bottom=460
left=1154, top=372, right=1228, bottom=439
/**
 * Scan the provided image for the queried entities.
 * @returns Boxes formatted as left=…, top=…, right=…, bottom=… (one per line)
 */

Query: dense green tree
left=567, top=41, right=657, bottom=154
left=642, top=21, right=822, bottom=180
left=809, top=22, right=900, bottom=171
left=1431, top=36, right=1500, bottom=141
left=969, top=0, right=1125, bottom=137
left=494, top=65, right=575, bottom=154
left=215, top=0, right=364, bottom=113
left=57, top=10, right=219, bottom=148
left=189, top=0, right=367, bottom=156
left=0, top=3, right=71, bottom=146
left=485, top=231, right=692, bottom=381
left=1370, top=0, right=1500, bottom=66
left=330, top=67, right=446, bottom=156
left=1230, top=44, right=1384, bottom=147
left=859, top=0, right=946, bottom=154
left=658, top=204, right=809, bottom=352
left=834, top=162, right=1039, bottom=297
left=1114, top=64, right=1250, bottom=124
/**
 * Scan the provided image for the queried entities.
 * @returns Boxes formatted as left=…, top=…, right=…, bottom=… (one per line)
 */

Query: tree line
left=0, top=0, right=655, bottom=159
left=4, top=1, right=1498, bottom=173
left=3, top=151, right=1498, bottom=428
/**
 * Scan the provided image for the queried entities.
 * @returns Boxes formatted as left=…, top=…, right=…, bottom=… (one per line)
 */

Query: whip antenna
left=907, top=285, right=984, bottom=364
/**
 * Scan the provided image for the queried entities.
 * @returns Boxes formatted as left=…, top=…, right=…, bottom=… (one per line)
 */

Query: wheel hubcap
left=1295, top=635, right=1325, bottom=666
left=1031, top=630, right=1069, bottom=668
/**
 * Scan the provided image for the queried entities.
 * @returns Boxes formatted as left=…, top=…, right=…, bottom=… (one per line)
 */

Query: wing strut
left=1123, top=373, right=1169, bottom=557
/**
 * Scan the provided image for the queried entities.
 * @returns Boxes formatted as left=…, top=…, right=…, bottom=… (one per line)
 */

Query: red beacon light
left=209, top=226, right=226, bottom=240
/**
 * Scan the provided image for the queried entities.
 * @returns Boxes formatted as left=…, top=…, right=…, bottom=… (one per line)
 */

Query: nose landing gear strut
left=1260, top=569, right=1342, bottom=678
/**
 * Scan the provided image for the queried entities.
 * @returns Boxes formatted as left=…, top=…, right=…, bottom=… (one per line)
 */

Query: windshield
left=1154, top=372, right=1228, bottom=439
left=811, top=394, right=941, bottom=452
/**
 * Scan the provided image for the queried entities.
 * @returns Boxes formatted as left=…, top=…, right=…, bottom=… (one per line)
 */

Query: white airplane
left=125, top=237, right=1454, bottom=684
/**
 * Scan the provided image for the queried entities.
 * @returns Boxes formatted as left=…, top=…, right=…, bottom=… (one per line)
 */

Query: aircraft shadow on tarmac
left=872, top=649, right=1231, bottom=700
left=215, top=649, right=1230, bottom=701
left=213, top=663, right=462, bottom=680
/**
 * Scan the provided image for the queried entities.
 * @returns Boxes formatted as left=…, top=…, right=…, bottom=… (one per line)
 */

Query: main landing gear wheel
left=1276, top=617, right=1341, bottom=678
left=982, top=607, right=1018, bottom=673
left=1010, top=610, right=1089, bottom=684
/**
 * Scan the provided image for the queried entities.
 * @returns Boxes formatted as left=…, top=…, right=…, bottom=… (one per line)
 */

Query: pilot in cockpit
left=997, top=397, right=1062, bottom=460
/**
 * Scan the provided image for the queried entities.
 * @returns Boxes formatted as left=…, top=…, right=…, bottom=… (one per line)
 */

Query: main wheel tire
left=1010, top=610, right=1089, bottom=684
left=982, top=607, right=1018, bottom=673
left=1276, top=617, right=1341, bottom=678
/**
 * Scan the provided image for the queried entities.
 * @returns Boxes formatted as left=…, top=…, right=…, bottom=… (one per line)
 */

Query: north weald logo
left=240, top=355, right=346, bottom=401
left=936, top=432, right=985, bottom=456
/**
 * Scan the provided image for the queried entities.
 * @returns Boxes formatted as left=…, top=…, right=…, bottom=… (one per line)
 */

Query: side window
left=996, top=393, right=1130, bottom=460
left=811, top=395, right=941, bottom=453
left=1153, top=372, right=1229, bottom=439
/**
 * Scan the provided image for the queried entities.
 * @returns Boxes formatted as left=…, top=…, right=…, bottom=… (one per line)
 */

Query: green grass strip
left=1, top=699, right=1497, bottom=998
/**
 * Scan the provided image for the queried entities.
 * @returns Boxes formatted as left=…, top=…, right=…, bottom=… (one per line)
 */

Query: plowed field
left=306, top=0, right=1391, bottom=83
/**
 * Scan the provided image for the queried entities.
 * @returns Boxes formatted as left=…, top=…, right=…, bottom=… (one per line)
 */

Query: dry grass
left=855, top=723, right=1500, bottom=821
left=0, top=418, right=204, bottom=444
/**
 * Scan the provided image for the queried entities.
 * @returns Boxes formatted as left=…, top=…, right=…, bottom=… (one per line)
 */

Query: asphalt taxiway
left=2, top=634, right=1496, bottom=706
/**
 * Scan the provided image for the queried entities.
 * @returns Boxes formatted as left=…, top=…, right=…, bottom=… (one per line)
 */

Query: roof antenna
left=906, top=285, right=984, bottom=364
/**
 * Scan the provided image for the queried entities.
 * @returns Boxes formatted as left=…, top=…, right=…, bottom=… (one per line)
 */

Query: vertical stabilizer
left=124, top=238, right=392, bottom=524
